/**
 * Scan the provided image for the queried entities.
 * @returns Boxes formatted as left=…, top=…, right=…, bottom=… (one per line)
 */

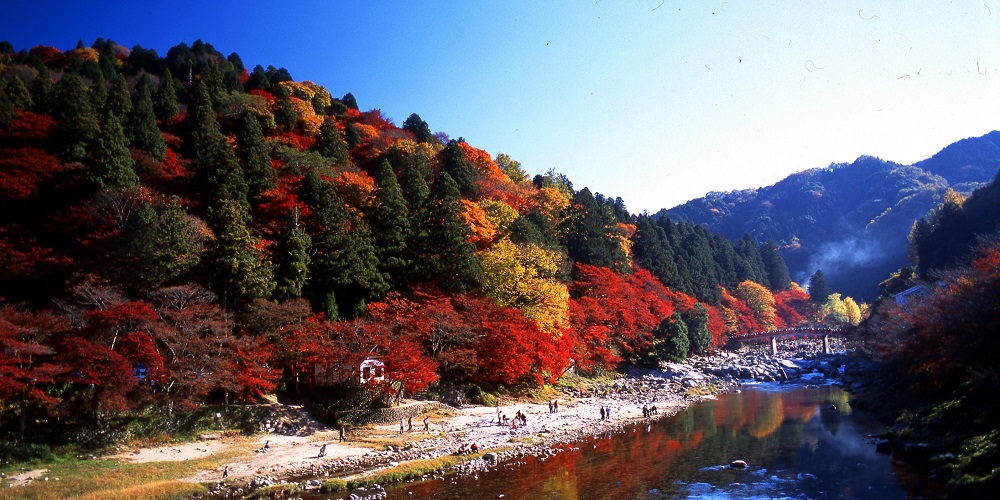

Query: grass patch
left=0, top=450, right=234, bottom=500
left=684, top=382, right=727, bottom=397
left=320, top=478, right=347, bottom=493
left=346, top=453, right=483, bottom=489
left=245, top=483, right=300, bottom=499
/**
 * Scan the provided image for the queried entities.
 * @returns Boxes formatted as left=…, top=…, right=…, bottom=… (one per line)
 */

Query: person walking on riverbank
left=600, top=406, right=606, bottom=420
left=424, top=416, right=430, bottom=431
left=400, top=418, right=405, bottom=434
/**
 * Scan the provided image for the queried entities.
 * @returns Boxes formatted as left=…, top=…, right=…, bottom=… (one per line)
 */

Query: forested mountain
left=660, top=132, right=1000, bottom=300
left=0, top=39, right=862, bottom=439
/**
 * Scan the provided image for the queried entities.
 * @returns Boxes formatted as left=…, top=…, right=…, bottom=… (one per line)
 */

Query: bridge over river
left=730, top=326, right=850, bottom=355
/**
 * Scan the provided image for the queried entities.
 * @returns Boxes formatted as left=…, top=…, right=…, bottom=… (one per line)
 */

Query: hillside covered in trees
left=661, top=132, right=1000, bottom=301
left=0, top=39, right=859, bottom=442
left=856, top=168, right=1000, bottom=496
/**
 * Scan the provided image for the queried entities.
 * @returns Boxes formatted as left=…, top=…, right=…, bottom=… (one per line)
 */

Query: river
left=380, top=384, right=937, bottom=499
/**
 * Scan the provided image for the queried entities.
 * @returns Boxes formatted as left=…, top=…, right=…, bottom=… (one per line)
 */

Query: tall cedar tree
left=5, top=76, right=33, bottom=110
left=236, top=113, right=276, bottom=201
left=403, top=113, right=434, bottom=143
left=684, top=303, right=713, bottom=355
left=677, top=223, right=722, bottom=303
left=0, top=83, right=13, bottom=128
left=107, top=73, right=131, bottom=119
left=273, top=207, right=311, bottom=301
left=302, top=169, right=387, bottom=319
left=126, top=78, right=166, bottom=161
left=93, top=113, right=139, bottom=189
left=440, top=139, right=476, bottom=197
left=52, top=73, right=99, bottom=162
left=421, top=172, right=482, bottom=292
left=314, top=116, right=349, bottom=166
left=632, top=215, right=681, bottom=288
left=562, top=187, right=629, bottom=273
left=654, top=312, right=690, bottom=362
left=735, top=234, right=770, bottom=288
left=30, top=65, right=53, bottom=114
left=130, top=197, right=201, bottom=288
left=372, top=160, right=411, bottom=285
left=89, top=74, right=108, bottom=111
left=193, top=83, right=249, bottom=208
left=808, top=269, right=834, bottom=303
left=760, top=239, right=791, bottom=291
left=273, top=84, right=296, bottom=129
left=206, top=198, right=275, bottom=306
left=155, top=68, right=179, bottom=121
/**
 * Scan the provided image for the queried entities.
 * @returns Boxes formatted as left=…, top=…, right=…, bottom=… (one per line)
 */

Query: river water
left=384, top=384, right=937, bottom=499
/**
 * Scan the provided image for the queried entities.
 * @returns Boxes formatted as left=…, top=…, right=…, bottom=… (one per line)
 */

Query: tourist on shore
left=548, top=401, right=553, bottom=413
left=408, top=417, right=413, bottom=432
left=223, top=465, right=228, bottom=478
left=600, top=406, right=606, bottom=420
left=318, top=444, right=327, bottom=458
left=424, top=416, right=430, bottom=431
left=400, top=418, right=405, bottom=434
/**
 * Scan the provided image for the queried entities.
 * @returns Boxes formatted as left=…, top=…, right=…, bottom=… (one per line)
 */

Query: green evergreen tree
left=314, top=116, right=349, bottom=166
left=126, top=81, right=166, bottom=161
left=93, top=113, right=139, bottom=188
left=655, top=313, right=690, bottom=362
left=29, top=66, right=53, bottom=113
left=273, top=207, right=311, bottom=301
left=562, top=187, right=629, bottom=273
left=5, top=77, right=33, bottom=110
left=402, top=113, right=434, bottom=143
left=302, top=169, right=388, bottom=319
left=246, top=64, right=270, bottom=91
left=107, top=73, right=131, bottom=118
left=341, top=93, right=358, bottom=110
left=0, top=83, right=14, bottom=128
left=759, top=239, right=791, bottom=291
left=193, top=83, right=249, bottom=208
left=677, top=223, right=721, bottom=303
left=155, top=69, right=179, bottom=122
left=632, top=214, right=681, bottom=289
left=207, top=199, right=275, bottom=306
left=344, top=122, right=361, bottom=148
left=683, top=304, right=713, bottom=356
left=273, top=84, right=296, bottom=129
left=735, top=234, right=769, bottom=288
left=89, top=73, right=108, bottom=111
left=808, top=269, right=834, bottom=303
left=237, top=113, right=276, bottom=201
left=373, top=160, right=411, bottom=285
left=440, top=139, right=476, bottom=196
left=53, top=73, right=99, bottom=161
left=420, top=172, right=482, bottom=292
left=129, top=197, right=201, bottom=288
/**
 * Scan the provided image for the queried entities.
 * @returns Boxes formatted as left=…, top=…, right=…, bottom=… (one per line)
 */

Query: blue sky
left=3, top=1, right=998, bottom=213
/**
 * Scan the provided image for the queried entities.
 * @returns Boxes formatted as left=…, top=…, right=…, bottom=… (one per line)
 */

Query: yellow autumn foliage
left=734, top=280, right=777, bottom=331
left=479, top=199, right=519, bottom=237
left=478, top=239, right=570, bottom=336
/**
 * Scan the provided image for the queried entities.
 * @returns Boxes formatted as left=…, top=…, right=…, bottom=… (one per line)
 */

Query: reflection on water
left=391, top=385, right=936, bottom=499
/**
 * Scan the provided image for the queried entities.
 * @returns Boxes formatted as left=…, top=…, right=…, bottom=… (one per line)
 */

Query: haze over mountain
left=659, top=131, right=1000, bottom=300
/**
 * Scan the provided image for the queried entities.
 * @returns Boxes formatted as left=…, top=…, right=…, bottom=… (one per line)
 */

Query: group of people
left=642, top=404, right=659, bottom=418
left=599, top=405, right=612, bottom=420
left=547, top=399, right=559, bottom=413
left=456, top=442, right=479, bottom=455
left=400, top=415, right=432, bottom=434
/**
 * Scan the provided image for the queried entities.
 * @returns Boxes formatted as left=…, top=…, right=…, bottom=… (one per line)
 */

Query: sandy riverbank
left=94, top=373, right=731, bottom=496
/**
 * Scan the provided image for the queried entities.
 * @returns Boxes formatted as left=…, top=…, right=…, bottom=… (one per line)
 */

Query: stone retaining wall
left=345, top=401, right=447, bottom=426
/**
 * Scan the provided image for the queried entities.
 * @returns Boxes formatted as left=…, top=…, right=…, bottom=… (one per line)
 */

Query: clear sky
left=3, top=1, right=998, bottom=213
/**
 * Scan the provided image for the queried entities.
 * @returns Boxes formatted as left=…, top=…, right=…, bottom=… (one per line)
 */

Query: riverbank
left=0, top=340, right=853, bottom=499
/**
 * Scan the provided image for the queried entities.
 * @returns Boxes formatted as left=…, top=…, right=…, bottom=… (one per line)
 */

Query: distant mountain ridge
left=658, top=131, right=1000, bottom=300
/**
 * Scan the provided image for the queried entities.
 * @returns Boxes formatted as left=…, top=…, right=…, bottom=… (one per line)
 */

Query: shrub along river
left=378, top=384, right=938, bottom=499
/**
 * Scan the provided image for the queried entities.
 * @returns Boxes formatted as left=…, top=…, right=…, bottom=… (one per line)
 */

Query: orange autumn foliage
left=332, top=171, right=376, bottom=213
left=461, top=199, right=496, bottom=248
